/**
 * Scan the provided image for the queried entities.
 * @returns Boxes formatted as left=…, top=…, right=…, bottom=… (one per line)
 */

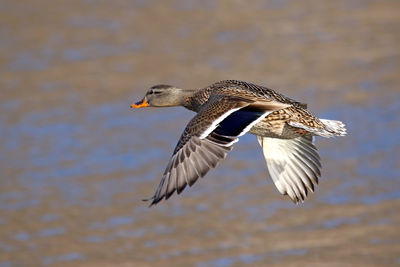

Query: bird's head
left=131, top=84, right=191, bottom=108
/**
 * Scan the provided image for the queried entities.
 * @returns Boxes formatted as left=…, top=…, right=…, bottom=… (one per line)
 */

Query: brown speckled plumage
left=184, top=80, right=329, bottom=139
left=131, top=80, right=347, bottom=206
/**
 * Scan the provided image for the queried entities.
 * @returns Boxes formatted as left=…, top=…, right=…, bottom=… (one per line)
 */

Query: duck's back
left=184, top=80, right=326, bottom=139
left=211, top=80, right=308, bottom=108
left=208, top=80, right=327, bottom=139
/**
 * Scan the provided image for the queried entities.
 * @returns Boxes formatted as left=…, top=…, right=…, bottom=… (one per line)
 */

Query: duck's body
left=183, top=80, right=339, bottom=139
left=132, top=80, right=346, bottom=206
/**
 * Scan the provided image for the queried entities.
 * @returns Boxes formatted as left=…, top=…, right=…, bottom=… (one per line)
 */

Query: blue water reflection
left=38, top=227, right=66, bottom=237
left=90, top=216, right=134, bottom=229
left=42, top=252, right=85, bottom=266
left=197, top=248, right=308, bottom=267
left=322, top=216, right=361, bottom=229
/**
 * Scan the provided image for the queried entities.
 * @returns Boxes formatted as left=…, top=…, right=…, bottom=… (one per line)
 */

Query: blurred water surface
left=0, top=0, right=399, bottom=266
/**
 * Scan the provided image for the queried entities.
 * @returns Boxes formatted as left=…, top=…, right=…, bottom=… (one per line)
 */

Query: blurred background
left=1, top=0, right=399, bottom=266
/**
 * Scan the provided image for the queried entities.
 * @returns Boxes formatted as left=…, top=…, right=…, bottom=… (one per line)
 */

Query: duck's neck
left=163, top=88, right=197, bottom=108
left=184, top=87, right=213, bottom=112
left=181, top=89, right=203, bottom=111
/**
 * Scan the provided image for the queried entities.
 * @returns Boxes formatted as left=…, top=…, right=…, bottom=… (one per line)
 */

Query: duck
left=131, top=80, right=346, bottom=206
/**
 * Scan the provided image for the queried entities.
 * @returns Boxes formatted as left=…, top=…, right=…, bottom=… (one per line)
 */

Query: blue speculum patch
left=214, top=107, right=265, bottom=137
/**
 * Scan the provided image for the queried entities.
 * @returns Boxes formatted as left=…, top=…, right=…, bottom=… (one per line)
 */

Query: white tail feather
left=288, top=119, right=347, bottom=138
left=319, top=119, right=347, bottom=137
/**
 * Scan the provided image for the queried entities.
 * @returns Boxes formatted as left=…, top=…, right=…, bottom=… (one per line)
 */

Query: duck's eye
left=153, top=90, right=162, bottom=95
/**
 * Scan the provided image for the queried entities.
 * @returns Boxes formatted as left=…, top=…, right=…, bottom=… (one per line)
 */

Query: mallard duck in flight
left=131, top=80, right=346, bottom=206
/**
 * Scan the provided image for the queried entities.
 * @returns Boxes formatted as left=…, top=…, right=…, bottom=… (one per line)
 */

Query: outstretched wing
left=257, top=135, right=321, bottom=203
left=146, top=96, right=290, bottom=206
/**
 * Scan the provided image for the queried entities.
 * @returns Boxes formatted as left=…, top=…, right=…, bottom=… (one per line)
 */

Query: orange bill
left=131, top=98, right=149, bottom=108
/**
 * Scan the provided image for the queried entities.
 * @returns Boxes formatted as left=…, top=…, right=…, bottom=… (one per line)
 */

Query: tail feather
left=319, top=119, right=347, bottom=137
left=288, top=119, right=347, bottom=138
